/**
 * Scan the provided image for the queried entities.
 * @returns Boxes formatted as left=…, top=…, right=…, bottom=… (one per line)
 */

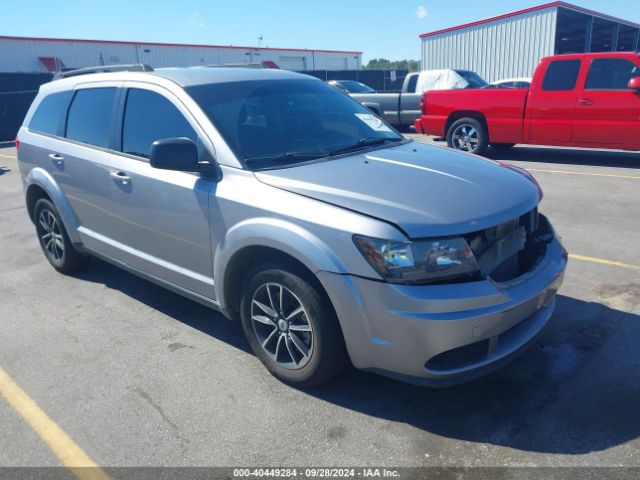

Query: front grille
left=463, top=209, right=550, bottom=282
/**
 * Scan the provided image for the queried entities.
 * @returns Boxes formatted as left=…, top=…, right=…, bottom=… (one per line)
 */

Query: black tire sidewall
left=239, top=265, right=346, bottom=386
left=447, top=118, right=489, bottom=155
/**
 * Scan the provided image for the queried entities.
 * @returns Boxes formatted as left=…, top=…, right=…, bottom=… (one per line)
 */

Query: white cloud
left=416, top=5, right=428, bottom=19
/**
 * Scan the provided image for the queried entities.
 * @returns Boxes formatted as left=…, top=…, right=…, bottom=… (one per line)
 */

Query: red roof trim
left=0, top=35, right=363, bottom=55
left=419, top=1, right=640, bottom=39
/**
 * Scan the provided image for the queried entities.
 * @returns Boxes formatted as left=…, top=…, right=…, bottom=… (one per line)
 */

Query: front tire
left=240, top=263, right=347, bottom=386
left=447, top=117, right=488, bottom=155
left=34, top=198, right=88, bottom=273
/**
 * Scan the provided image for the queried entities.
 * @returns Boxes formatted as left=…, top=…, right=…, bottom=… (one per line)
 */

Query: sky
left=2, top=1, right=638, bottom=62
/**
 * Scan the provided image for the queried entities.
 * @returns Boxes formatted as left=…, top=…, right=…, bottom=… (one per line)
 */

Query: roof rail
left=53, top=63, right=154, bottom=80
left=206, top=63, right=266, bottom=69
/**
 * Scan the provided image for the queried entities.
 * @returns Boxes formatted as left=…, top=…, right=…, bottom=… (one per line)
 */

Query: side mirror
left=150, top=137, right=199, bottom=172
left=628, top=77, right=640, bottom=92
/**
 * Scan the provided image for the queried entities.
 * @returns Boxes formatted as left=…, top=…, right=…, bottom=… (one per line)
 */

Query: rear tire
left=239, top=263, right=347, bottom=386
left=34, top=198, right=88, bottom=273
left=446, top=117, right=488, bottom=155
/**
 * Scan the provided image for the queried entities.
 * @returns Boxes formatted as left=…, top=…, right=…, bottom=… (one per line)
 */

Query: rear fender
left=25, top=167, right=81, bottom=244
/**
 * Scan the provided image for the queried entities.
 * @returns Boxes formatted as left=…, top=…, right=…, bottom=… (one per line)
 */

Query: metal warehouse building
left=0, top=35, right=362, bottom=73
left=420, top=1, right=640, bottom=82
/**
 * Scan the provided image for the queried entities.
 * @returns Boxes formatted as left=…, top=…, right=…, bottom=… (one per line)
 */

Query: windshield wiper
left=328, top=137, right=401, bottom=157
left=244, top=151, right=326, bottom=168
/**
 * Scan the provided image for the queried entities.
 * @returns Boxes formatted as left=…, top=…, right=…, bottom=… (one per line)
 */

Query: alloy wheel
left=452, top=124, right=479, bottom=152
left=250, top=282, right=314, bottom=369
left=39, top=209, right=64, bottom=261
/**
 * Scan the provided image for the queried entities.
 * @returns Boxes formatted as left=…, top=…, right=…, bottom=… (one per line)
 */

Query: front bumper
left=317, top=233, right=567, bottom=387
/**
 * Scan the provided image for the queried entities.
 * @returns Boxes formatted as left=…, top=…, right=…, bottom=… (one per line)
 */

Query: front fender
left=25, top=167, right=82, bottom=244
left=213, top=217, right=349, bottom=309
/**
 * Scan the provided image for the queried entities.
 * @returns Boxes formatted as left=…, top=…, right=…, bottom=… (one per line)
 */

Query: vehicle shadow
left=72, top=258, right=640, bottom=455
left=0, top=166, right=10, bottom=175
left=487, top=145, right=640, bottom=169
left=307, top=293, right=640, bottom=455
left=71, top=257, right=252, bottom=355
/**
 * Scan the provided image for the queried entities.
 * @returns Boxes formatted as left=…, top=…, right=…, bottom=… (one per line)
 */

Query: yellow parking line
left=0, top=366, right=110, bottom=480
left=527, top=168, right=640, bottom=180
left=569, top=253, right=640, bottom=270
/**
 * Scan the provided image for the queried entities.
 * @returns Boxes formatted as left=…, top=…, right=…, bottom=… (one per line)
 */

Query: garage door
left=279, top=56, right=307, bottom=71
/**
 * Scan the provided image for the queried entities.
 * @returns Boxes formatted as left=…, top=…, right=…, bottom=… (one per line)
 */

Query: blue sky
left=3, top=1, right=638, bottom=62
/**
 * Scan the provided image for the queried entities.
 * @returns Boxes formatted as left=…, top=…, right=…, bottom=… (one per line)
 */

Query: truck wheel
left=447, top=118, right=488, bottom=155
left=34, top=198, right=88, bottom=273
left=491, top=143, right=516, bottom=151
left=239, top=263, right=347, bottom=386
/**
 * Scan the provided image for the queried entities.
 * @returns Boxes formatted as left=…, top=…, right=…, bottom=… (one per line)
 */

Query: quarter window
left=542, top=60, right=581, bottom=91
left=121, top=89, right=197, bottom=159
left=29, top=91, right=73, bottom=135
left=585, top=58, right=640, bottom=90
left=66, top=88, right=117, bottom=148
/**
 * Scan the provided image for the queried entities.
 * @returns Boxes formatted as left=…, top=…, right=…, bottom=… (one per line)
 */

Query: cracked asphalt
left=1, top=138, right=639, bottom=469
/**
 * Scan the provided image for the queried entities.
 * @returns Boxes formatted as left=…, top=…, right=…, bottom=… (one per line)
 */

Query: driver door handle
left=579, top=98, right=593, bottom=106
left=109, top=171, right=131, bottom=183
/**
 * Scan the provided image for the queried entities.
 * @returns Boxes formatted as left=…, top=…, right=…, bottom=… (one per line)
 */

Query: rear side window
left=405, top=75, right=418, bottom=93
left=585, top=58, right=640, bottom=90
left=66, top=88, right=117, bottom=148
left=121, top=89, right=197, bottom=158
left=29, top=91, right=72, bottom=135
left=542, top=60, right=581, bottom=91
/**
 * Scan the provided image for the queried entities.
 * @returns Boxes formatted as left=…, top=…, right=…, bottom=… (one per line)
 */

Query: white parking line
left=527, top=168, right=640, bottom=180
left=0, top=154, right=17, bottom=159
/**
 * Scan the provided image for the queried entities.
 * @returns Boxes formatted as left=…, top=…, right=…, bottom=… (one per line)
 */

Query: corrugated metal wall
left=0, top=37, right=361, bottom=73
left=421, top=6, right=558, bottom=82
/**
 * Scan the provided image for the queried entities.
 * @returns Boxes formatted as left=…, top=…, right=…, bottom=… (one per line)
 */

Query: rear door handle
left=48, top=153, right=64, bottom=164
left=109, top=171, right=131, bottom=183
left=579, top=98, right=593, bottom=106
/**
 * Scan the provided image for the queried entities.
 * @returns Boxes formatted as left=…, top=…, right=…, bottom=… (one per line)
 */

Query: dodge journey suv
left=17, top=65, right=567, bottom=387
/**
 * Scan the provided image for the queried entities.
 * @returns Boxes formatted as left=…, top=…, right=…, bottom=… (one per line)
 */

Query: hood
left=254, top=141, right=540, bottom=238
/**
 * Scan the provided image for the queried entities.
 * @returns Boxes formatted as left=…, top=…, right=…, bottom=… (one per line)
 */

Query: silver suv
left=17, top=65, right=567, bottom=387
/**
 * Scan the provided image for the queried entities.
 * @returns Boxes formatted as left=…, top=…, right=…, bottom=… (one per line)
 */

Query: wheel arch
left=214, top=219, right=349, bottom=320
left=446, top=111, right=489, bottom=137
left=25, top=167, right=81, bottom=244
left=361, top=102, right=382, bottom=116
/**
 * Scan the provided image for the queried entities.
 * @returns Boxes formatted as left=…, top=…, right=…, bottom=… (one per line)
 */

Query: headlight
left=353, top=235, right=481, bottom=284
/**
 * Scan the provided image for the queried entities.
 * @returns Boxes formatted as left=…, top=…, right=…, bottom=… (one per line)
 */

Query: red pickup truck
left=414, top=52, right=640, bottom=155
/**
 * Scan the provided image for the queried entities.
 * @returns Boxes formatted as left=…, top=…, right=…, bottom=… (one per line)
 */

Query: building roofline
left=419, top=1, right=640, bottom=39
left=0, top=35, right=363, bottom=55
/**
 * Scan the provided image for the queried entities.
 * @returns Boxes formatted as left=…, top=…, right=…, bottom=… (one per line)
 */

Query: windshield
left=338, top=81, right=376, bottom=93
left=187, top=79, right=403, bottom=169
left=456, top=70, right=488, bottom=88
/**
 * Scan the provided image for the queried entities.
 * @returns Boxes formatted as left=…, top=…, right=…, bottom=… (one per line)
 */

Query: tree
left=364, top=58, right=420, bottom=71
